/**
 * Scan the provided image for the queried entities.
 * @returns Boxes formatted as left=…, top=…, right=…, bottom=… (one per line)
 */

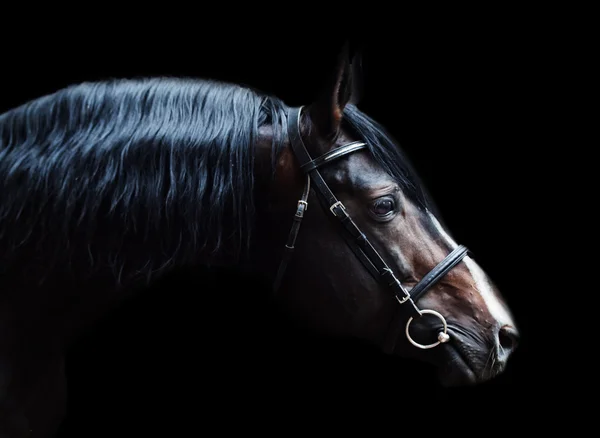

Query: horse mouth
left=436, top=336, right=478, bottom=387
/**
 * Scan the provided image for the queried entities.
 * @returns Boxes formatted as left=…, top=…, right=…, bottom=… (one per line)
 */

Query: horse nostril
left=498, top=325, right=520, bottom=352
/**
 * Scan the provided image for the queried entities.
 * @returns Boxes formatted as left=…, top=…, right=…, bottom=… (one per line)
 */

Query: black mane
left=0, top=77, right=429, bottom=286
left=342, top=105, right=431, bottom=210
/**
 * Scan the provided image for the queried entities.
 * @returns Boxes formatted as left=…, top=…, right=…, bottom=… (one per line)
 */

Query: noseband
left=273, top=107, right=469, bottom=351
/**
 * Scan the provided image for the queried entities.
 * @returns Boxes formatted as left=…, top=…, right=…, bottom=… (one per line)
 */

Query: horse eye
left=371, top=198, right=396, bottom=217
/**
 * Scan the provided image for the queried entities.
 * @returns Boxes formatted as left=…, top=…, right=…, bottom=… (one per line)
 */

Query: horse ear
left=348, top=47, right=364, bottom=106
left=307, top=42, right=356, bottom=141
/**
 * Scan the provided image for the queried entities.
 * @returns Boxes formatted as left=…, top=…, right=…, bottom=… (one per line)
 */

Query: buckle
left=297, top=200, right=308, bottom=211
left=381, top=268, right=412, bottom=304
left=395, top=293, right=412, bottom=305
left=329, top=201, right=345, bottom=217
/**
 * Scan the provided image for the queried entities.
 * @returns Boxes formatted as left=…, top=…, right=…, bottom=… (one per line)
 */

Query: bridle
left=273, top=106, right=470, bottom=351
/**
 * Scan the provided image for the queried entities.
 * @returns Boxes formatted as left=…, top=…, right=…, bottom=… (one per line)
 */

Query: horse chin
left=435, top=343, right=479, bottom=387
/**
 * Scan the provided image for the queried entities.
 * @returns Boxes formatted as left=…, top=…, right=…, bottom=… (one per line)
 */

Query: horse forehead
left=334, top=151, right=393, bottom=189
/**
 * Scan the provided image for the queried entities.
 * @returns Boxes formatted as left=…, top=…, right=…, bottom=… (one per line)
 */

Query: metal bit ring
left=405, top=309, right=450, bottom=350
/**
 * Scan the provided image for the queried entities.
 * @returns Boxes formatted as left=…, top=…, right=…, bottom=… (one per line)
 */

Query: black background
left=1, top=8, right=556, bottom=436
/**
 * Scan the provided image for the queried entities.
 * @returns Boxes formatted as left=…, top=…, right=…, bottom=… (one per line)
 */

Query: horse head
left=259, top=46, right=519, bottom=387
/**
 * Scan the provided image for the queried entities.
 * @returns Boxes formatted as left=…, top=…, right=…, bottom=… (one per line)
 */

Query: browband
left=299, top=141, right=367, bottom=173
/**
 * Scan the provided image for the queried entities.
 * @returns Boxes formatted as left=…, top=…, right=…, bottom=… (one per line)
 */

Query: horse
left=0, top=47, right=519, bottom=437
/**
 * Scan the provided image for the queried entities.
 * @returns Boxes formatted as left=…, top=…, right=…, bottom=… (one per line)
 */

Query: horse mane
left=0, top=77, right=288, bottom=284
left=342, top=105, right=433, bottom=212
left=0, top=77, right=432, bottom=287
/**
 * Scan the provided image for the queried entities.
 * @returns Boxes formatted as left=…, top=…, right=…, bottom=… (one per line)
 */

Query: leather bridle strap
left=408, top=244, right=469, bottom=303
left=300, top=141, right=367, bottom=173
left=272, top=174, right=310, bottom=293
left=284, top=106, right=421, bottom=318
